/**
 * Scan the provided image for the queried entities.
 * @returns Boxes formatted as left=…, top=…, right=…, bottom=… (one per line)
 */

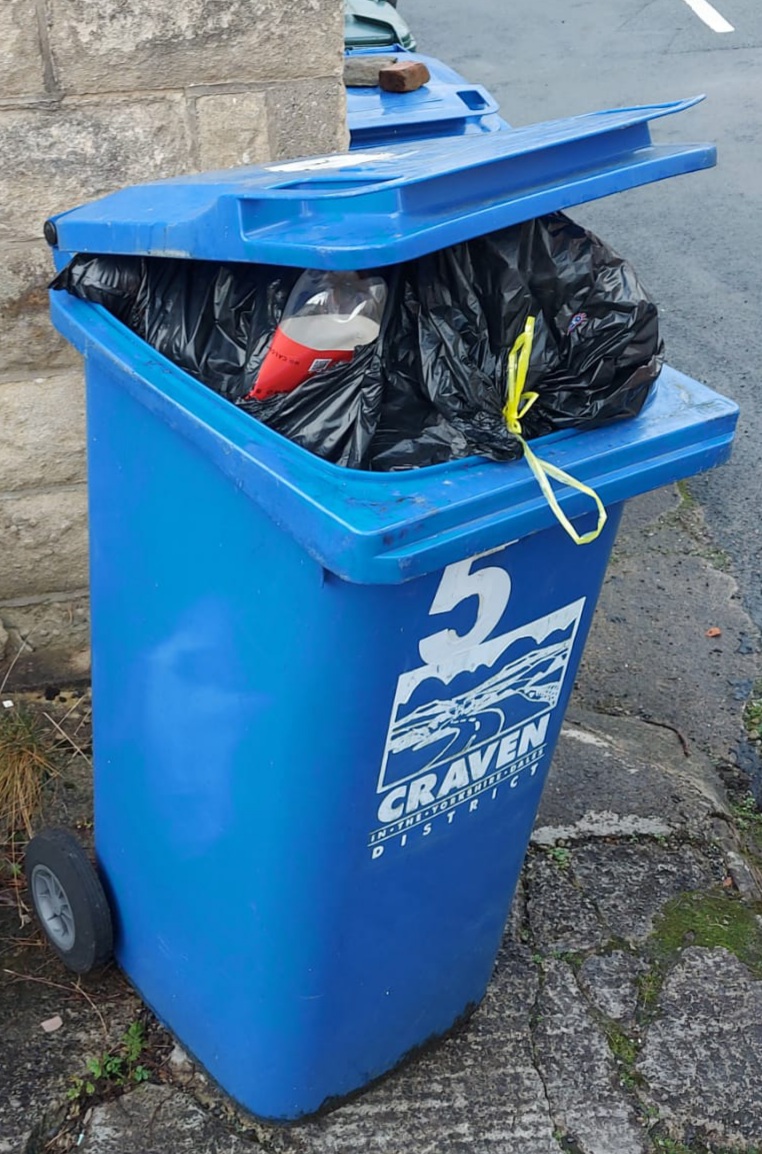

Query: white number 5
left=418, top=553, right=512, bottom=666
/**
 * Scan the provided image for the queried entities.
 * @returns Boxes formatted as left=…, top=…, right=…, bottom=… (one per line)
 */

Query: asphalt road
left=399, top=0, right=762, bottom=635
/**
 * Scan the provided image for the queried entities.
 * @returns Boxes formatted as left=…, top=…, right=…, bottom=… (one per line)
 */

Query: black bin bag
left=52, top=212, right=663, bottom=471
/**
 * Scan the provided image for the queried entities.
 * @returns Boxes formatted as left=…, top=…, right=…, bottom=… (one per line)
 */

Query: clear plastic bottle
left=250, top=269, right=387, bottom=400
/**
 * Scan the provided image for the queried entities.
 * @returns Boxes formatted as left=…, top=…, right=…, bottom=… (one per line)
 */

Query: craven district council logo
left=368, top=550, right=585, bottom=860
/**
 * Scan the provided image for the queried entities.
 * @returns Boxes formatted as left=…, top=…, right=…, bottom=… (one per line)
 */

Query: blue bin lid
left=346, top=51, right=507, bottom=145
left=49, top=98, right=715, bottom=270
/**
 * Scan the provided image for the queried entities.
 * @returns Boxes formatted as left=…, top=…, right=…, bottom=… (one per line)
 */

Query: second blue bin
left=346, top=50, right=509, bottom=148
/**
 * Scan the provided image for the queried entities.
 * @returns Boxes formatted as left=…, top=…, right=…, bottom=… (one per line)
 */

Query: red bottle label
left=249, top=328, right=355, bottom=400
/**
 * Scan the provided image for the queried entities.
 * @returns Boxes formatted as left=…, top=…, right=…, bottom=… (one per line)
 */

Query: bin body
left=55, top=291, right=735, bottom=1120
left=346, top=51, right=508, bottom=148
left=48, top=108, right=736, bottom=1121
left=84, top=325, right=619, bottom=1118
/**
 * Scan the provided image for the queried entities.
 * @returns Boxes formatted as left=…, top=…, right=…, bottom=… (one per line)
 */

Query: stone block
left=378, top=60, right=431, bottom=93
left=266, top=77, right=349, bottom=160
left=0, top=1, right=46, bottom=97
left=571, top=841, right=718, bottom=945
left=48, top=0, right=344, bottom=94
left=638, top=947, right=762, bottom=1147
left=81, top=1084, right=254, bottom=1154
left=534, top=960, right=647, bottom=1154
left=535, top=709, right=728, bottom=846
left=0, top=242, right=79, bottom=374
left=0, top=96, right=193, bottom=243
left=525, top=851, right=607, bottom=954
left=577, top=951, right=648, bottom=1022
left=0, top=369, right=86, bottom=493
left=344, top=55, right=398, bottom=88
left=0, top=487, right=88, bottom=599
left=0, top=595, right=90, bottom=687
left=194, top=91, right=271, bottom=170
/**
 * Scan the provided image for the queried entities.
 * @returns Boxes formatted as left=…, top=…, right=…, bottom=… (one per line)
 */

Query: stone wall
left=0, top=0, right=347, bottom=686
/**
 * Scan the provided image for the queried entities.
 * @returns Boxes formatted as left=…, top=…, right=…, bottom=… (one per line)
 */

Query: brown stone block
left=378, top=61, right=431, bottom=93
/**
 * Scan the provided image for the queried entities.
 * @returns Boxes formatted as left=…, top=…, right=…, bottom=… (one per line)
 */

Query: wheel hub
left=31, top=864, right=76, bottom=950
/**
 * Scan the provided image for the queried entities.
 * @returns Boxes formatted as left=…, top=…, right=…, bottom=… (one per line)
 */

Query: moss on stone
left=650, top=889, right=762, bottom=976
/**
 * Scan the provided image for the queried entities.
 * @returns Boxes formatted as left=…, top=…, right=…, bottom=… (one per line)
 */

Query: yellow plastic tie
left=503, top=315, right=538, bottom=435
left=502, top=316, right=607, bottom=546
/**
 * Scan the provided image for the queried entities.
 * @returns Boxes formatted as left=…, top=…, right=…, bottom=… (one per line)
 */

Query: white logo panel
left=368, top=551, right=584, bottom=860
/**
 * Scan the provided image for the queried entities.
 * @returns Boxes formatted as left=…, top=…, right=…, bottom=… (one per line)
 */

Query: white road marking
left=682, top=0, right=735, bottom=33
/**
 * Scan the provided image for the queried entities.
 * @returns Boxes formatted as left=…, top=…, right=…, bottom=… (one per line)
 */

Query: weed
left=675, top=479, right=697, bottom=509
left=548, top=949, right=584, bottom=971
left=548, top=846, right=571, bottom=869
left=733, top=792, right=762, bottom=831
left=743, top=684, right=762, bottom=744
left=636, top=964, right=664, bottom=1012
left=607, top=1027, right=638, bottom=1066
left=122, top=1021, right=146, bottom=1064
left=731, top=790, right=762, bottom=860
left=604, top=1022, right=642, bottom=1090
left=645, top=1108, right=762, bottom=1154
left=648, top=1134, right=757, bottom=1154
left=67, top=1021, right=150, bottom=1102
left=67, top=1076, right=96, bottom=1100
left=652, top=1137, right=696, bottom=1154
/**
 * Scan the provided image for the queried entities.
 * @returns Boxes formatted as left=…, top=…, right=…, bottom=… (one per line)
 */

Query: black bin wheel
left=25, top=828, right=113, bottom=974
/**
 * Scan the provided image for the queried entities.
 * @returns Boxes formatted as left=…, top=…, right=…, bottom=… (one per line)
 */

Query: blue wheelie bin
left=42, top=101, right=737, bottom=1121
left=346, top=50, right=509, bottom=148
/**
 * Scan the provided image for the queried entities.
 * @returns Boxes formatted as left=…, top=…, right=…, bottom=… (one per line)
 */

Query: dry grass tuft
left=0, top=705, right=58, bottom=841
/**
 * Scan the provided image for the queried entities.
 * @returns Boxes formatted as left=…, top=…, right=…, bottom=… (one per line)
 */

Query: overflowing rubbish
left=52, top=211, right=662, bottom=529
